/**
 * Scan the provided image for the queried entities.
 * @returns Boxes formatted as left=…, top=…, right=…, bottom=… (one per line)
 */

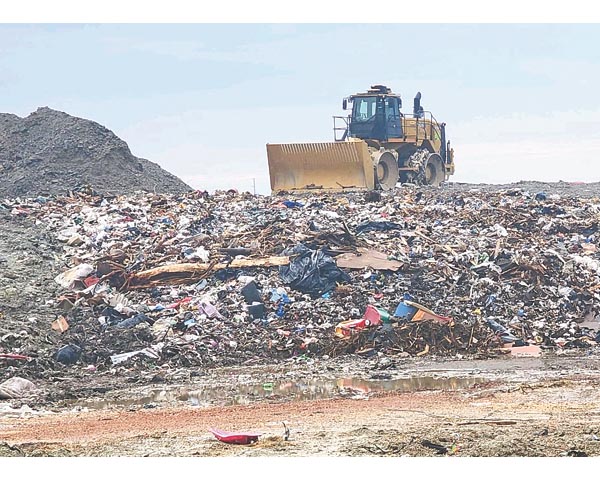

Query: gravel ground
left=446, top=180, right=600, bottom=198
left=1, top=360, right=600, bottom=457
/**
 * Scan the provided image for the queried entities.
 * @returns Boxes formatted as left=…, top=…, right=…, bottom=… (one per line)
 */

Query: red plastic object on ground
left=0, top=353, right=31, bottom=361
left=84, top=275, right=100, bottom=288
left=334, top=305, right=385, bottom=338
left=362, top=305, right=385, bottom=326
left=209, top=428, right=262, bottom=445
left=166, top=297, right=192, bottom=309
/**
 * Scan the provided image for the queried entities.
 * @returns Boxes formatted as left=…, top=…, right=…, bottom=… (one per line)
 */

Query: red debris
left=0, top=353, right=31, bottom=361
left=209, top=428, right=262, bottom=445
left=84, top=275, right=100, bottom=288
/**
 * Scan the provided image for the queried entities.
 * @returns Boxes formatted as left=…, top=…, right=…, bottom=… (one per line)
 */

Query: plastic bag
left=355, top=221, right=402, bottom=234
left=279, top=244, right=350, bottom=296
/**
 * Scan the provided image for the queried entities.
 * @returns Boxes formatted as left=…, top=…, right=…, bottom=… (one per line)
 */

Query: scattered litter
left=335, top=305, right=387, bottom=338
left=55, top=344, right=81, bottom=365
left=110, top=343, right=163, bottom=365
left=420, top=439, right=448, bottom=455
left=115, top=313, right=152, bottom=329
left=280, top=244, right=350, bottom=296
left=404, top=300, right=453, bottom=325
left=0, top=354, right=31, bottom=361
left=355, top=221, right=403, bottom=234
left=282, top=422, right=290, bottom=441
left=51, top=315, right=70, bottom=333
left=509, top=345, right=542, bottom=357
left=54, top=264, right=95, bottom=290
left=209, top=428, right=262, bottom=445
left=4, top=185, right=600, bottom=376
left=564, top=449, right=588, bottom=457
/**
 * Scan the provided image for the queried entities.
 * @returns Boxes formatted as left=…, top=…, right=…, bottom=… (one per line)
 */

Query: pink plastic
left=209, top=428, right=262, bottom=445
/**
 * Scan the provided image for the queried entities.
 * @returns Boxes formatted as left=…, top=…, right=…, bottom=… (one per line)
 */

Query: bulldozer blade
left=267, top=139, right=374, bottom=192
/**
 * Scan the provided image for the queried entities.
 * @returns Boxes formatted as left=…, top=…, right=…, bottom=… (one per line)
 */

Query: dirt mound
left=0, top=107, right=192, bottom=198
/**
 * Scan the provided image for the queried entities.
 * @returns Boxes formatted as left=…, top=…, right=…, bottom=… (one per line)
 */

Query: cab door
left=385, top=97, right=402, bottom=138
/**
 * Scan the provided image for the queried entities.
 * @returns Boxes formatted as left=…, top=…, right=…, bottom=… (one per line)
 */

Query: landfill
left=2, top=183, right=600, bottom=386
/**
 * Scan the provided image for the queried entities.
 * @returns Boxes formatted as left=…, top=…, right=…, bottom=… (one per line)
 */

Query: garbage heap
left=2, top=186, right=600, bottom=377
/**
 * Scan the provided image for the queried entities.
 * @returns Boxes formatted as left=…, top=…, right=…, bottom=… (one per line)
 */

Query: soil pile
left=0, top=107, right=192, bottom=198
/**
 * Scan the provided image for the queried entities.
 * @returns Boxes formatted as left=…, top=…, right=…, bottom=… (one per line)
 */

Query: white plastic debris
left=0, top=377, right=36, bottom=399
left=54, top=263, right=94, bottom=290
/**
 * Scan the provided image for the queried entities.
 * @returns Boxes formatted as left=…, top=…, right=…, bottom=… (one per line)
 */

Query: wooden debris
left=416, top=344, right=430, bottom=356
left=123, top=256, right=290, bottom=290
left=219, top=247, right=255, bottom=256
left=457, top=419, right=518, bottom=426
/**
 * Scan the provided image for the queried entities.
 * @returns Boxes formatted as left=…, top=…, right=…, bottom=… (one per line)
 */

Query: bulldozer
left=267, top=85, right=455, bottom=192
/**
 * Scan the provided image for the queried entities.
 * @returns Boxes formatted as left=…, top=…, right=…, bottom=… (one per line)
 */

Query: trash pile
left=0, top=107, right=192, bottom=198
left=2, top=185, right=600, bottom=379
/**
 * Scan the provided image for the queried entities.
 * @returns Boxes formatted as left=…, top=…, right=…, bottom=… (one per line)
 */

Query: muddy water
left=69, top=375, right=483, bottom=410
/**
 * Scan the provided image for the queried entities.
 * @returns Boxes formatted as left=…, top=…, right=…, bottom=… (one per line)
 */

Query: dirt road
left=1, top=356, right=600, bottom=457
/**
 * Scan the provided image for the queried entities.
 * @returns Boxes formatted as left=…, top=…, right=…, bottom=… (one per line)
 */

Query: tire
left=423, top=154, right=446, bottom=186
left=374, top=151, right=399, bottom=190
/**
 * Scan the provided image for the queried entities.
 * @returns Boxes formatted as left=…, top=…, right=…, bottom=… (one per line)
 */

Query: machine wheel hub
left=373, top=150, right=399, bottom=191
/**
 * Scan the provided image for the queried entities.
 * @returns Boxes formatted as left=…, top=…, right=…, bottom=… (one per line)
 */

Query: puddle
left=0, top=403, right=56, bottom=418
left=183, top=375, right=483, bottom=407
left=67, top=375, right=483, bottom=410
left=67, top=389, right=182, bottom=410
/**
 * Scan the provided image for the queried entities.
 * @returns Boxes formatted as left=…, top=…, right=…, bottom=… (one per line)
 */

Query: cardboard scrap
left=509, top=345, right=542, bottom=357
left=335, top=248, right=402, bottom=271
left=405, top=300, right=453, bottom=325
left=51, top=315, right=69, bottom=333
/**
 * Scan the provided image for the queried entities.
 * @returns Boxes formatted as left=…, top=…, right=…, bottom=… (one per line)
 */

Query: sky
left=1, top=23, right=600, bottom=194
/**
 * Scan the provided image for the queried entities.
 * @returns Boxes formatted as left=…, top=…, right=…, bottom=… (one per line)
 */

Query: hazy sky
left=2, top=23, right=599, bottom=194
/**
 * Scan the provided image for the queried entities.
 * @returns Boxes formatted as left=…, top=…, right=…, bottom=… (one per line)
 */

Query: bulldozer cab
left=348, top=91, right=403, bottom=141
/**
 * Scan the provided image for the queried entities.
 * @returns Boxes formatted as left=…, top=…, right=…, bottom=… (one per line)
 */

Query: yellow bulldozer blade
left=267, top=139, right=374, bottom=192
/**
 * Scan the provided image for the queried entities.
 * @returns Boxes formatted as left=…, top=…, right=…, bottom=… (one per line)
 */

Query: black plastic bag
left=279, top=244, right=350, bottom=296
left=355, top=221, right=402, bottom=234
left=116, top=313, right=153, bottom=329
left=241, top=281, right=262, bottom=304
left=56, top=344, right=81, bottom=365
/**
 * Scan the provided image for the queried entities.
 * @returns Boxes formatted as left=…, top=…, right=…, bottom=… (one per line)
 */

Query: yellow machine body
left=267, top=86, right=455, bottom=193
left=267, top=139, right=374, bottom=192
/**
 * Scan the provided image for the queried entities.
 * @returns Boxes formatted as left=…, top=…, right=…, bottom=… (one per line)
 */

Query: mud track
left=1, top=356, right=600, bottom=457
